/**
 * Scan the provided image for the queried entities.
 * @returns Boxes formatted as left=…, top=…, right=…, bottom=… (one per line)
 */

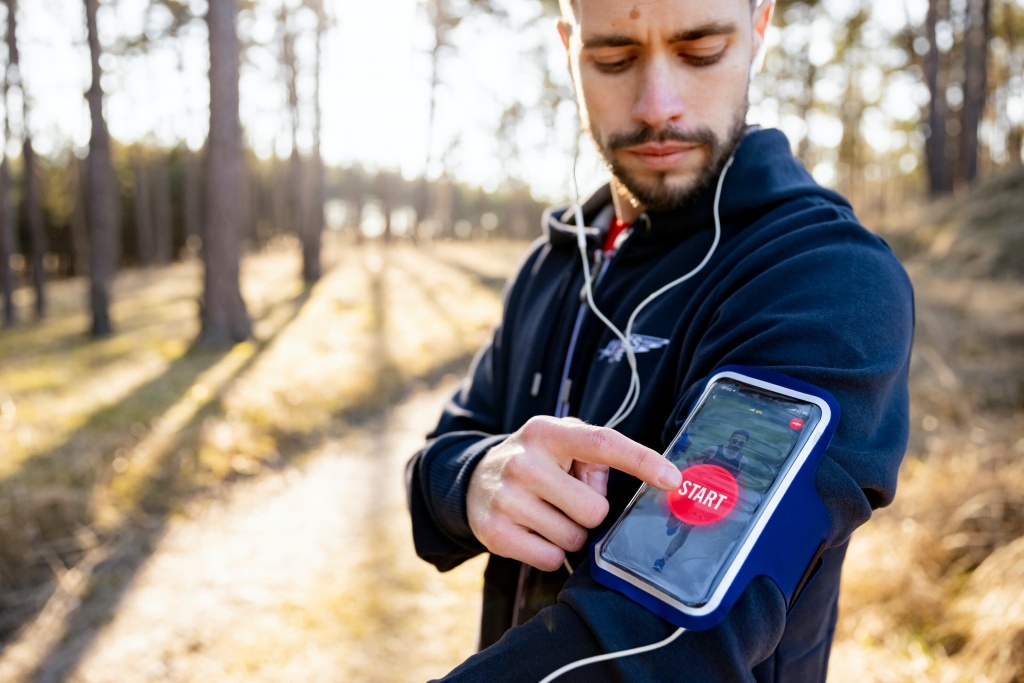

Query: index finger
left=531, top=419, right=682, bottom=491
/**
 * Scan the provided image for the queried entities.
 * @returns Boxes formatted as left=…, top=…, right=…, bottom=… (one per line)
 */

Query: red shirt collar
left=603, top=218, right=631, bottom=253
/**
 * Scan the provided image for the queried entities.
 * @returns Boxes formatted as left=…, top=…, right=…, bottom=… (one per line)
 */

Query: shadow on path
left=425, top=249, right=510, bottom=294
left=2, top=287, right=315, bottom=683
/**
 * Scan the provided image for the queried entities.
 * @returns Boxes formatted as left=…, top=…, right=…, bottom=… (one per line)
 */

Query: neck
left=610, top=178, right=645, bottom=224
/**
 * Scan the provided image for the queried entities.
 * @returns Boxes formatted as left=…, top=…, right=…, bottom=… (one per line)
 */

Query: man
left=654, top=430, right=750, bottom=573
left=406, top=0, right=914, bottom=679
left=687, top=430, right=751, bottom=471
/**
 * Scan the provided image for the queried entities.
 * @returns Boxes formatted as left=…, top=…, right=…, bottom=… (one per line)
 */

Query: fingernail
left=589, top=470, right=608, bottom=495
left=658, top=464, right=682, bottom=490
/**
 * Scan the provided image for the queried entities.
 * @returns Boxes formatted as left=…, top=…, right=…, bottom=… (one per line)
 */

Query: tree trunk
left=6, top=1, right=47, bottom=317
left=133, top=153, right=154, bottom=266
left=1008, top=128, right=1023, bottom=166
left=924, top=0, right=954, bottom=196
left=280, top=4, right=300, bottom=240
left=22, top=141, right=47, bottom=318
left=271, top=154, right=289, bottom=241
left=0, top=153, right=14, bottom=328
left=84, top=0, right=120, bottom=337
left=66, top=157, right=90, bottom=278
left=198, top=0, right=251, bottom=348
left=151, top=152, right=174, bottom=264
left=796, top=61, right=817, bottom=165
left=302, top=0, right=325, bottom=283
left=0, top=45, right=14, bottom=328
left=184, top=148, right=202, bottom=247
left=1002, top=0, right=1021, bottom=167
left=240, top=154, right=258, bottom=248
left=960, top=0, right=992, bottom=185
left=425, top=2, right=442, bottom=178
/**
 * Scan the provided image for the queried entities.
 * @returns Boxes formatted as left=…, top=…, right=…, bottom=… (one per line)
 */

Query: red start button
left=667, top=464, right=740, bottom=526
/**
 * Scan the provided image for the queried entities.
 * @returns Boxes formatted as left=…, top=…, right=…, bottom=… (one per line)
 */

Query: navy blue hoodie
left=406, top=128, right=914, bottom=681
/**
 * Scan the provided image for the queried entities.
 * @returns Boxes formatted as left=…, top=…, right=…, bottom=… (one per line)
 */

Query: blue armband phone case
left=591, top=366, right=839, bottom=631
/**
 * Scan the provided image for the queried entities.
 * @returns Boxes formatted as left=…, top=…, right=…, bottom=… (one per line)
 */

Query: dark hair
left=561, top=0, right=759, bottom=18
left=730, top=430, right=750, bottom=441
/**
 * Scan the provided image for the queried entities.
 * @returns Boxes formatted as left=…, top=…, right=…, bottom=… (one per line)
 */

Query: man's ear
left=557, top=19, right=572, bottom=50
left=750, top=0, right=775, bottom=78
left=558, top=19, right=579, bottom=94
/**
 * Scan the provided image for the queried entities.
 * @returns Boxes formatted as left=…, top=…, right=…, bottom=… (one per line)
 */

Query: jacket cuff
left=427, top=433, right=509, bottom=547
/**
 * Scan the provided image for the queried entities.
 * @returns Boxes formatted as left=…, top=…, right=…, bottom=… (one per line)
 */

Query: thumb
left=572, top=462, right=609, bottom=497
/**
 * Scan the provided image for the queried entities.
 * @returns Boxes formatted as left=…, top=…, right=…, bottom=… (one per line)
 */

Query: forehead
left=571, top=0, right=752, bottom=36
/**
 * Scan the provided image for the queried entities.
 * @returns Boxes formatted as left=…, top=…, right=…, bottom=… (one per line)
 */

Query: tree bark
left=133, top=153, right=154, bottom=266
left=0, top=48, right=14, bottom=327
left=66, top=157, right=90, bottom=278
left=84, top=0, right=120, bottom=337
left=302, top=0, right=325, bottom=283
left=1001, top=0, right=1021, bottom=167
left=22, top=142, right=47, bottom=317
left=924, top=0, right=954, bottom=196
left=271, top=154, right=289, bottom=242
left=280, top=3, right=300, bottom=240
left=0, top=153, right=14, bottom=328
left=960, top=0, right=992, bottom=185
left=6, top=0, right=47, bottom=318
left=183, top=148, right=202, bottom=246
left=151, top=152, right=174, bottom=264
left=198, top=0, right=251, bottom=348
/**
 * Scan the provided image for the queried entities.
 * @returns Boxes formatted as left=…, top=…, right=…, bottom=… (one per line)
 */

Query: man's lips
left=622, top=142, right=702, bottom=170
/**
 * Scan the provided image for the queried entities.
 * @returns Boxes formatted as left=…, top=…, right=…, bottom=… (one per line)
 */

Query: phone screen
left=598, top=378, right=823, bottom=607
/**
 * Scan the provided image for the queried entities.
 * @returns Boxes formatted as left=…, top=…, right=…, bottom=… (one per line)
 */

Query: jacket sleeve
left=406, top=243, right=547, bottom=572
left=432, top=218, right=914, bottom=681
left=671, top=216, right=916, bottom=548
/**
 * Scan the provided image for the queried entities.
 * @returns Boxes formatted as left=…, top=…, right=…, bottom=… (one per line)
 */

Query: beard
left=593, top=100, right=749, bottom=212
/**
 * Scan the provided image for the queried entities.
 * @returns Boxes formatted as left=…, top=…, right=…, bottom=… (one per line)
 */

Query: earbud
left=750, top=42, right=767, bottom=80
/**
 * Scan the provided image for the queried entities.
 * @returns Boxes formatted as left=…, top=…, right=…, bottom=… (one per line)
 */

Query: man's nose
left=631, top=57, right=685, bottom=130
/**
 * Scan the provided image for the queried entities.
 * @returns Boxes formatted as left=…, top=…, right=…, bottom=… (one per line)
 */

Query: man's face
left=726, top=433, right=748, bottom=455
left=560, top=0, right=771, bottom=213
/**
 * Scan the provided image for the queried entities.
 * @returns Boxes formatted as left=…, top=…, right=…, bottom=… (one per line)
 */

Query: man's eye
left=681, top=52, right=724, bottom=67
left=680, top=38, right=728, bottom=67
left=595, top=57, right=635, bottom=73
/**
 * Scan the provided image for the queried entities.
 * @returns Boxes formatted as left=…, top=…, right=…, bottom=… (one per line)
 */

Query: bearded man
left=406, top=0, right=914, bottom=679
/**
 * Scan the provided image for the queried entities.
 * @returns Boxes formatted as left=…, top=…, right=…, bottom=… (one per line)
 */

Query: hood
left=542, top=127, right=850, bottom=249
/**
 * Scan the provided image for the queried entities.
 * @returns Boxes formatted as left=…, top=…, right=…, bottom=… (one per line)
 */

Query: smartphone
left=591, top=366, right=839, bottom=630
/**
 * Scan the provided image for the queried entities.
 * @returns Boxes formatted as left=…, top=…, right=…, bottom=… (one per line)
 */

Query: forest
left=0, top=0, right=1022, bottom=681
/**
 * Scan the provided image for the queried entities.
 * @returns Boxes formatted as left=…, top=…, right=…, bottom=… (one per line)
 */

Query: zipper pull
left=557, top=379, right=573, bottom=418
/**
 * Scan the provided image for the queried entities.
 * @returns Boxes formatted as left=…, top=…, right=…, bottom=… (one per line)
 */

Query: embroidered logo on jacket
left=597, top=335, right=670, bottom=363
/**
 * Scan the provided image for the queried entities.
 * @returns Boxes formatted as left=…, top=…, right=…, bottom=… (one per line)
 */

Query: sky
left=10, top=0, right=1020, bottom=204
left=13, top=0, right=596, bottom=201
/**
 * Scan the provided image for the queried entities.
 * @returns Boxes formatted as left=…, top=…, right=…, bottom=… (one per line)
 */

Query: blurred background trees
left=0, top=0, right=1021, bottom=340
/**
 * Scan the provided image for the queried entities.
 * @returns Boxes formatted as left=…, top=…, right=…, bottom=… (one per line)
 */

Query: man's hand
left=466, top=416, right=681, bottom=572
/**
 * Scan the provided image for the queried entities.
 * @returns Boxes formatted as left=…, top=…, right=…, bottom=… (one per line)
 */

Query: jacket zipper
left=555, top=250, right=610, bottom=417
left=512, top=246, right=614, bottom=628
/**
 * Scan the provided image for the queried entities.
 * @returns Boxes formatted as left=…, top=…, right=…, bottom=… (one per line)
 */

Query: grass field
left=0, top=223, right=1022, bottom=681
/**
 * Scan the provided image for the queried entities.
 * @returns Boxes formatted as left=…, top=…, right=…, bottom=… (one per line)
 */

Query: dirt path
left=1, top=382, right=485, bottom=683
left=3, top=241, right=1019, bottom=682
left=0, top=242, right=524, bottom=683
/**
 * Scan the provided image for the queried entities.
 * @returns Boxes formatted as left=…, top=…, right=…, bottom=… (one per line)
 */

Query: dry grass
left=1, top=217, right=1021, bottom=681
left=828, top=250, right=1024, bottom=679
left=0, top=238, right=519, bottom=648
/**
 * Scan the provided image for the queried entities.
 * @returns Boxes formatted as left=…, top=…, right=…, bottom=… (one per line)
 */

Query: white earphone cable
left=537, top=625, right=687, bottom=683
left=541, top=155, right=735, bottom=682
left=559, top=154, right=735, bottom=431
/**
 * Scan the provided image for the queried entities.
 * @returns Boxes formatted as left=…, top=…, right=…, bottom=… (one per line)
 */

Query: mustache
left=607, top=126, right=718, bottom=151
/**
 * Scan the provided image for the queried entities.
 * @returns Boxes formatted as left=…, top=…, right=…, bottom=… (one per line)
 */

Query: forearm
left=407, top=431, right=508, bottom=571
left=435, top=562, right=786, bottom=682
